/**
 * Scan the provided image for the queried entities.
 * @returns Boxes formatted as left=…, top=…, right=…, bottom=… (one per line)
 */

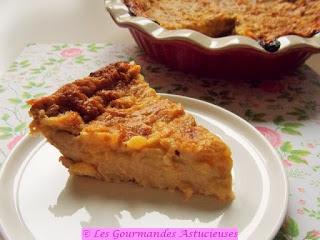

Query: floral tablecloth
left=0, top=43, right=319, bottom=239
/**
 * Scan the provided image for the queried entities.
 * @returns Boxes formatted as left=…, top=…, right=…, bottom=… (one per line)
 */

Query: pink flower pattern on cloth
left=283, top=160, right=293, bottom=167
left=311, top=231, right=320, bottom=237
left=60, top=48, right=82, bottom=58
left=7, top=135, right=23, bottom=150
left=297, top=208, right=304, bottom=215
left=255, top=126, right=281, bottom=147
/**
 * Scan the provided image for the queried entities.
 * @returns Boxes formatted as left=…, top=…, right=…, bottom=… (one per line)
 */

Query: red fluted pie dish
left=105, top=0, right=320, bottom=78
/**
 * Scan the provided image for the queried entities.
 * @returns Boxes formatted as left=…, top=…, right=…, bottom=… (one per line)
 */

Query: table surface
left=0, top=1, right=320, bottom=240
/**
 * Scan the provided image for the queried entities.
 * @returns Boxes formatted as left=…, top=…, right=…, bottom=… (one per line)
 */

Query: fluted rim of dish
left=105, top=0, right=320, bottom=53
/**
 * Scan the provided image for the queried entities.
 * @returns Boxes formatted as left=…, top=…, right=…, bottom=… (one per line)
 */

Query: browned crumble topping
left=28, top=62, right=139, bottom=123
left=124, top=0, right=320, bottom=42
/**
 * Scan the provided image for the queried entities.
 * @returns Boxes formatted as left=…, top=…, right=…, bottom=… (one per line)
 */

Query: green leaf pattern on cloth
left=0, top=43, right=319, bottom=239
left=280, top=141, right=310, bottom=165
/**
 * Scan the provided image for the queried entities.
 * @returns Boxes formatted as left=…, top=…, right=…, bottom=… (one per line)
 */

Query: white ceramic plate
left=0, top=94, right=288, bottom=240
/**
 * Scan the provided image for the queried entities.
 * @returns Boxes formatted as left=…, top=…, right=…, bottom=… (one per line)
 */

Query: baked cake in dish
left=124, top=0, right=320, bottom=42
left=28, top=62, right=233, bottom=202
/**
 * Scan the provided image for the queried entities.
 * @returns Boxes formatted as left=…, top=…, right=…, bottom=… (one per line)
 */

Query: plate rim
left=0, top=93, right=288, bottom=240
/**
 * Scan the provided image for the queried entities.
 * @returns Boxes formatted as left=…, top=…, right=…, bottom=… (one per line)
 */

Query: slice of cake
left=28, top=62, right=233, bottom=201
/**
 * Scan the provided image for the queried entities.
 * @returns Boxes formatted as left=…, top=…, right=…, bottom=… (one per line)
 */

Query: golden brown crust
left=28, top=62, right=140, bottom=123
left=124, top=0, right=320, bottom=42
